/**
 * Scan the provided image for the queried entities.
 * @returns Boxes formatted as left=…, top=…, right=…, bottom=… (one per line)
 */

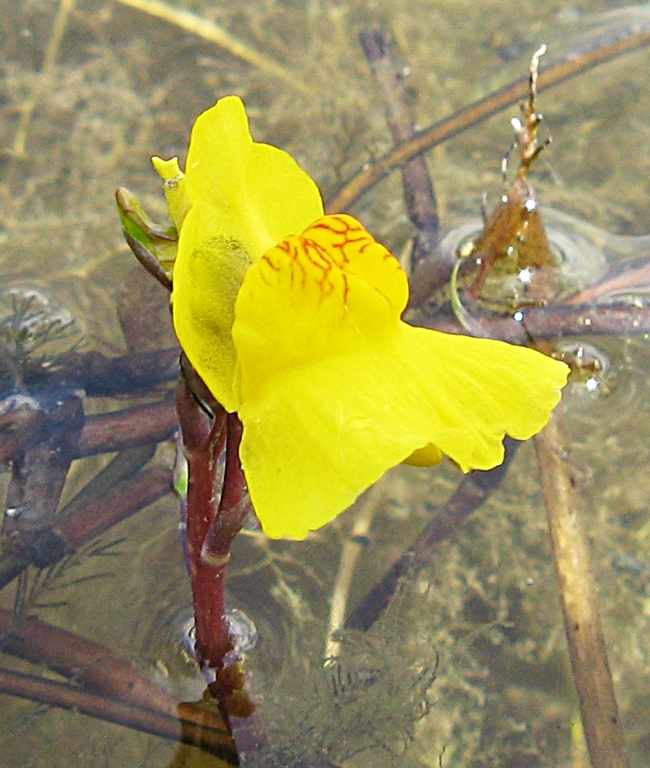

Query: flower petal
left=234, top=214, right=409, bottom=400
left=184, top=95, right=323, bottom=262
left=234, top=214, right=568, bottom=539
left=172, top=96, right=324, bottom=410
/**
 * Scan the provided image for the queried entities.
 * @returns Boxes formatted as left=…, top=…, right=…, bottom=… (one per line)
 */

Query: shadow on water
left=3, top=1, right=650, bottom=766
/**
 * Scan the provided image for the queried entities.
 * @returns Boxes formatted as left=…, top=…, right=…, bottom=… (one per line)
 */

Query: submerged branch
left=0, top=666, right=238, bottom=761
left=0, top=608, right=187, bottom=720
left=76, top=398, right=177, bottom=457
left=419, top=300, right=650, bottom=342
left=0, top=457, right=172, bottom=590
left=359, top=28, right=441, bottom=263
left=535, top=412, right=630, bottom=768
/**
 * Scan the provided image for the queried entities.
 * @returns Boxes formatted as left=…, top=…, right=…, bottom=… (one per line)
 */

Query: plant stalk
left=535, top=412, right=630, bottom=768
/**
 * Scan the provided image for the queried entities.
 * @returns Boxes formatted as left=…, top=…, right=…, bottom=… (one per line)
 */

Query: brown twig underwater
left=65, top=348, right=180, bottom=395
left=0, top=451, right=172, bottom=589
left=76, top=397, right=177, bottom=457
left=359, top=30, right=440, bottom=263
left=15, top=347, right=181, bottom=397
left=2, top=392, right=84, bottom=551
left=359, top=26, right=459, bottom=310
left=535, top=413, right=630, bottom=768
left=0, top=608, right=185, bottom=716
left=420, top=299, right=650, bottom=343
left=0, top=395, right=177, bottom=462
left=0, top=667, right=239, bottom=761
left=0, top=608, right=238, bottom=760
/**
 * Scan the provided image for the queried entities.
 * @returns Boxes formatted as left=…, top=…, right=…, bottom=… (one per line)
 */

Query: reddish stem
left=175, top=380, right=252, bottom=716
left=175, top=379, right=227, bottom=659
left=202, top=415, right=248, bottom=564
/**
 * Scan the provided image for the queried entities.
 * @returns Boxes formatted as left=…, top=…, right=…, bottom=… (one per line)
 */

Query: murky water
left=3, top=1, right=650, bottom=766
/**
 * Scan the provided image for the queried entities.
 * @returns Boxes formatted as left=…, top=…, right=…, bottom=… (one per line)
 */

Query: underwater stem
left=535, top=412, right=630, bottom=768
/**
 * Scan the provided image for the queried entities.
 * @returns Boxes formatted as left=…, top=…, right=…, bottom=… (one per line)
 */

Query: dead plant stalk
left=535, top=411, right=630, bottom=768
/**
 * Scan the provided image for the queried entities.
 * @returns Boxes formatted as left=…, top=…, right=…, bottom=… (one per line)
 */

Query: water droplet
left=518, top=267, right=533, bottom=283
left=556, top=341, right=610, bottom=400
left=226, top=608, right=258, bottom=654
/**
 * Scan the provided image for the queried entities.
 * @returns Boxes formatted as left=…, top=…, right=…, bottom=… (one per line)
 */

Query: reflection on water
left=3, top=0, right=650, bottom=766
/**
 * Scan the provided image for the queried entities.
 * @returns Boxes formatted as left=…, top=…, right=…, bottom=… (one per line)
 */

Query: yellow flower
left=155, top=96, right=569, bottom=540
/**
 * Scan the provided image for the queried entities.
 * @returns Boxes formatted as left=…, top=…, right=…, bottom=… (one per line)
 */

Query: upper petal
left=184, top=96, right=323, bottom=261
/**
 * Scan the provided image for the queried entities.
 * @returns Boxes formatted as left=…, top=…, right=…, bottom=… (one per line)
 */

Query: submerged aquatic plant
left=0, top=286, right=81, bottom=395
left=151, top=96, right=568, bottom=540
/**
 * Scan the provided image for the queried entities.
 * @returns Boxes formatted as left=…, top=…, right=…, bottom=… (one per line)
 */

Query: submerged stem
left=176, top=376, right=253, bottom=719
left=535, top=412, right=630, bottom=768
